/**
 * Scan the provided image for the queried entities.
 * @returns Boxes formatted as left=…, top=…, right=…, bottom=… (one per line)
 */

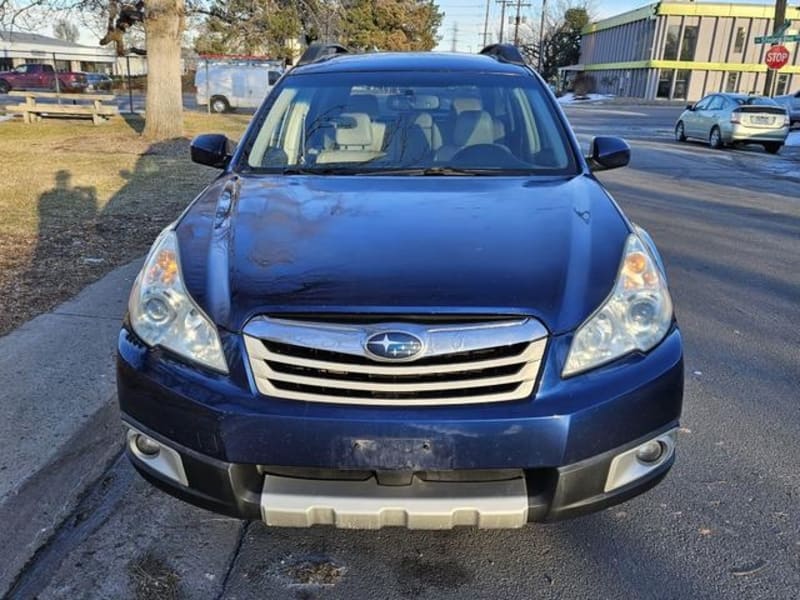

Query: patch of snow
left=557, top=93, right=614, bottom=105
left=785, top=130, right=800, bottom=146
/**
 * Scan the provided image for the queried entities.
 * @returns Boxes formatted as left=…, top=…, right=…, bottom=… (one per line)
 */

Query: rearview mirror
left=190, top=134, right=233, bottom=169
left=685, top=103, right=695, bottom=111
left=587, top=136, right=630, bottom=172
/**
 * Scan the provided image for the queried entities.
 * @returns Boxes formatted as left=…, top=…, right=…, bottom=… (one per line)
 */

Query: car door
left=15, top=65, right=35, bottom=89
left=701, top=95, right=725, bottom=138
left=30, top=65, right=51, bottom=89
left=684, top=95, right=711, bottom=137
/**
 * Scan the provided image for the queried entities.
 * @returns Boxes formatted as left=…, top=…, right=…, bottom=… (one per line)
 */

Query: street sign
left=765, top=45, right=791, bottom=69
left=754, top=20, right=798, bottom=44
left=755, top=34, right=800, bottom=43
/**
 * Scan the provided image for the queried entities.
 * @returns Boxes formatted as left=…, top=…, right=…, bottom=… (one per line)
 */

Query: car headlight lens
left=128, top=227, right=228, bottom=373
left=563, top=234, right=673, bottom=377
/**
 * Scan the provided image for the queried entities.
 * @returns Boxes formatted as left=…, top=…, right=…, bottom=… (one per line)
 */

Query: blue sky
left=433, top=0, right=776, bottom=52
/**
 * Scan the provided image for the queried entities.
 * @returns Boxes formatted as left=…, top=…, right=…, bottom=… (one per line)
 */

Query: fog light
left=635, top=440, right=664, bottom=463
left=134, top=434, right=161, bottom=456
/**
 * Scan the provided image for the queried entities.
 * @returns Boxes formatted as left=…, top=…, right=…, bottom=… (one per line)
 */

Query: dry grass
left=0, top=112, right=250, bottom=336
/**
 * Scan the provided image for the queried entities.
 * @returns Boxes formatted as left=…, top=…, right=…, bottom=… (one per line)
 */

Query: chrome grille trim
left=243, top=317, right=548, bottom=406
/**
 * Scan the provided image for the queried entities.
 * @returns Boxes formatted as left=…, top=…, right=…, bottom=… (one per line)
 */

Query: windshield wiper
left=280, top=165, right=545, bottom=176
left=281, top=166, right=362, bottom=175
left=363, top=167, right=490, bottom=176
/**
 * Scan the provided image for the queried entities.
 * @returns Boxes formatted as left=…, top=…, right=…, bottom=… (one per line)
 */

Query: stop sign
left=765, top=45, right=790, bottom=70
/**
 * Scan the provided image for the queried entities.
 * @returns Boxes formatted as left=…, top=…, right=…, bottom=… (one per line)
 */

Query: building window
left=54, top=60, right=71, bottom=73
left=680, top=26, right=699, bottom=61
left=0, top=58, right=12, bottom=71
left=725, top=72, right=739, bottom=93
left=776, top=73, right=789, bottom=96
left=664, top=25, right=680, bottom=60
left=657, top=69, right=674, bottom=98
left=673, top=70, right=691, bottom=99
left=734, top=27, right=745, bottom=53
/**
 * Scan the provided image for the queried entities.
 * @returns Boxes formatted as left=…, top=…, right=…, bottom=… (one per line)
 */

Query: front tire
left=763, top=142, right=782, bottom=155
left=709, top=126, right=723, bottom=150
left=675, top=121, right=686, bottom=142
left=0, top=79, right=10, bottom=94
left=209, top=95, right=230, bottom=113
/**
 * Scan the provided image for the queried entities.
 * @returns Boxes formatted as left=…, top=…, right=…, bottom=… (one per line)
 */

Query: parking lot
left=1, top=102, right=799, bottom=599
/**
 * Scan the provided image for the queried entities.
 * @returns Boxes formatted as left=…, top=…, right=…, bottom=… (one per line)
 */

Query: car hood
left=176, top=174, right=631, bottom=334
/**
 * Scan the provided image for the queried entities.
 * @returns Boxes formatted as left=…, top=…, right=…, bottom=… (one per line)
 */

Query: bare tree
left=53, top=16, right=79, bottom=41
left=97, top=0, right=185, bottom=139
left=141, top=0, right=184, bottom=139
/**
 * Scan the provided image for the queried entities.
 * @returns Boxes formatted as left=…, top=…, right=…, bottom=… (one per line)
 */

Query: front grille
left=243, top=317, right=548, bottom=406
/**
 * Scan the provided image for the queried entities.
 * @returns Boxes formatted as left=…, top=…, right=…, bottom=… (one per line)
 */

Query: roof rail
left=296, top=43, right=350, bottom=66
left=479, top=44, right=526, bottom=66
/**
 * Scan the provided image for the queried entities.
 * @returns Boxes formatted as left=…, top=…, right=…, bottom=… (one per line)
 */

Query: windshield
left=241, top=70, right=577, bottom=175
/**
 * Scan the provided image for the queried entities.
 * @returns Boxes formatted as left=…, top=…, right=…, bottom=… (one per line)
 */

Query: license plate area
left=335, top=437, right=454, bottom=470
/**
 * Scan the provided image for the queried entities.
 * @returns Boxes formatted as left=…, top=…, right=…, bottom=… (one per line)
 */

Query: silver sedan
left=675, top=93, right=789, bottom=154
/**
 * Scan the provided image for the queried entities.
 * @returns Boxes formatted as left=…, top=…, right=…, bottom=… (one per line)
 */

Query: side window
left=707, top=96, right=724, bottom=111
left=693, top=96, right=711, bottom=110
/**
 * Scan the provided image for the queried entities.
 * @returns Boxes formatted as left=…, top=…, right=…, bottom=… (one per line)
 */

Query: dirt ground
left=0, top=112, right=250, bottom=336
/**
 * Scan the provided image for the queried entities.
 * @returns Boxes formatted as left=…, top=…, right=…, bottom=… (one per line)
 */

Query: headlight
left=128, top=227, right=228, bottom=373
left=563, top=234, right=673, bottom=377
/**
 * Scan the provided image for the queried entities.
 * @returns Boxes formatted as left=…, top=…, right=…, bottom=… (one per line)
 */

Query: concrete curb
left=0, top=257, right=142, bottom=596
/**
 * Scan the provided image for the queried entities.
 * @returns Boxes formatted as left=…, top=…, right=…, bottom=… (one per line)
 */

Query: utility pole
left=482, top=0, right=492, bottom=47
left=538, top=0, right=548, bottom=72
left=513, top=0, right=532, bottom=46
left=497, top=0, right=513, bottom=43
left=762, top=0, right=788, bottom=96
left=451, top=22, right=459, bottom=52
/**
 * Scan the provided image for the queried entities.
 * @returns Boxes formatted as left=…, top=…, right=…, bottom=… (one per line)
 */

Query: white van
left=195, top=60, right=283, bottom=113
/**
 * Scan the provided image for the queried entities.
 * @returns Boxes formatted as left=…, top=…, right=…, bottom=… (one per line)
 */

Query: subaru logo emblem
left=365, top=331, right=424, bottom=361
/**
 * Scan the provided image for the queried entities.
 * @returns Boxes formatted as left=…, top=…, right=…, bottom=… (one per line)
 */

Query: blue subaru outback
left=117, top=44, right=683, bottom=529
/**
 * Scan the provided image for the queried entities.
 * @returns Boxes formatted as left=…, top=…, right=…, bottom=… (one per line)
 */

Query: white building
left=0, top=29, right=118, bottom=74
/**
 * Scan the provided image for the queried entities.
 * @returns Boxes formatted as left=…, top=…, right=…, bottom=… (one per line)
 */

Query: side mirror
left=587, top=136, right=630, bottom=171
left=190, top=134, right=233, bottom=169
left=685, top=103, right=695, bottom=111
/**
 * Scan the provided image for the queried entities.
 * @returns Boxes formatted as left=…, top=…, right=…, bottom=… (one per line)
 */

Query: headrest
left=452, top=97, right=482, bottom=113
left=454, top=110, right=495, bottom=146
left=335, top=113, right=373, bottom=147
left=413, top=113, right=433, bottom=127
left=346, top=94, right=379, bottom=116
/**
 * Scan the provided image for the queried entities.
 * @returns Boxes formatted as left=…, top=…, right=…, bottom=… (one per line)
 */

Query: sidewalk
left=0, top=258, right=141, bottom=596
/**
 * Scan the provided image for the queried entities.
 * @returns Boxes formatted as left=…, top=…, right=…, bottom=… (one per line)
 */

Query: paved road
left=6, top=105, right=800, bottom=599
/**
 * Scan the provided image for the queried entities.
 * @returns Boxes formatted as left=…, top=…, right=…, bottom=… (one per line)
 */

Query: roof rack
left=479, top=44, right=526, bottom=66
left=296, top=43, right=350, bottom=66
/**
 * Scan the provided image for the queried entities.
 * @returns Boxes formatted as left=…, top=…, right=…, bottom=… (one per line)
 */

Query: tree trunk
left=143, top=0, right=185, bottom=140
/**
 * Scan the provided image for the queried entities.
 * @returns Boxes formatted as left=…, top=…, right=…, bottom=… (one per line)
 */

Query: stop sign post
left=765, top=44, right=791, bottom=70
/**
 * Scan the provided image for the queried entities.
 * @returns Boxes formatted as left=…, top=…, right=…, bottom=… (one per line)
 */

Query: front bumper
left=126, top=420, right=677, bottom=526
left=118, top=325, right=683, bottom=526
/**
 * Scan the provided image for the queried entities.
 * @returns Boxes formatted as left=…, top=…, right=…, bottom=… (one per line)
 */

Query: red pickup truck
left=0, top=64, right=88, bottom=94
